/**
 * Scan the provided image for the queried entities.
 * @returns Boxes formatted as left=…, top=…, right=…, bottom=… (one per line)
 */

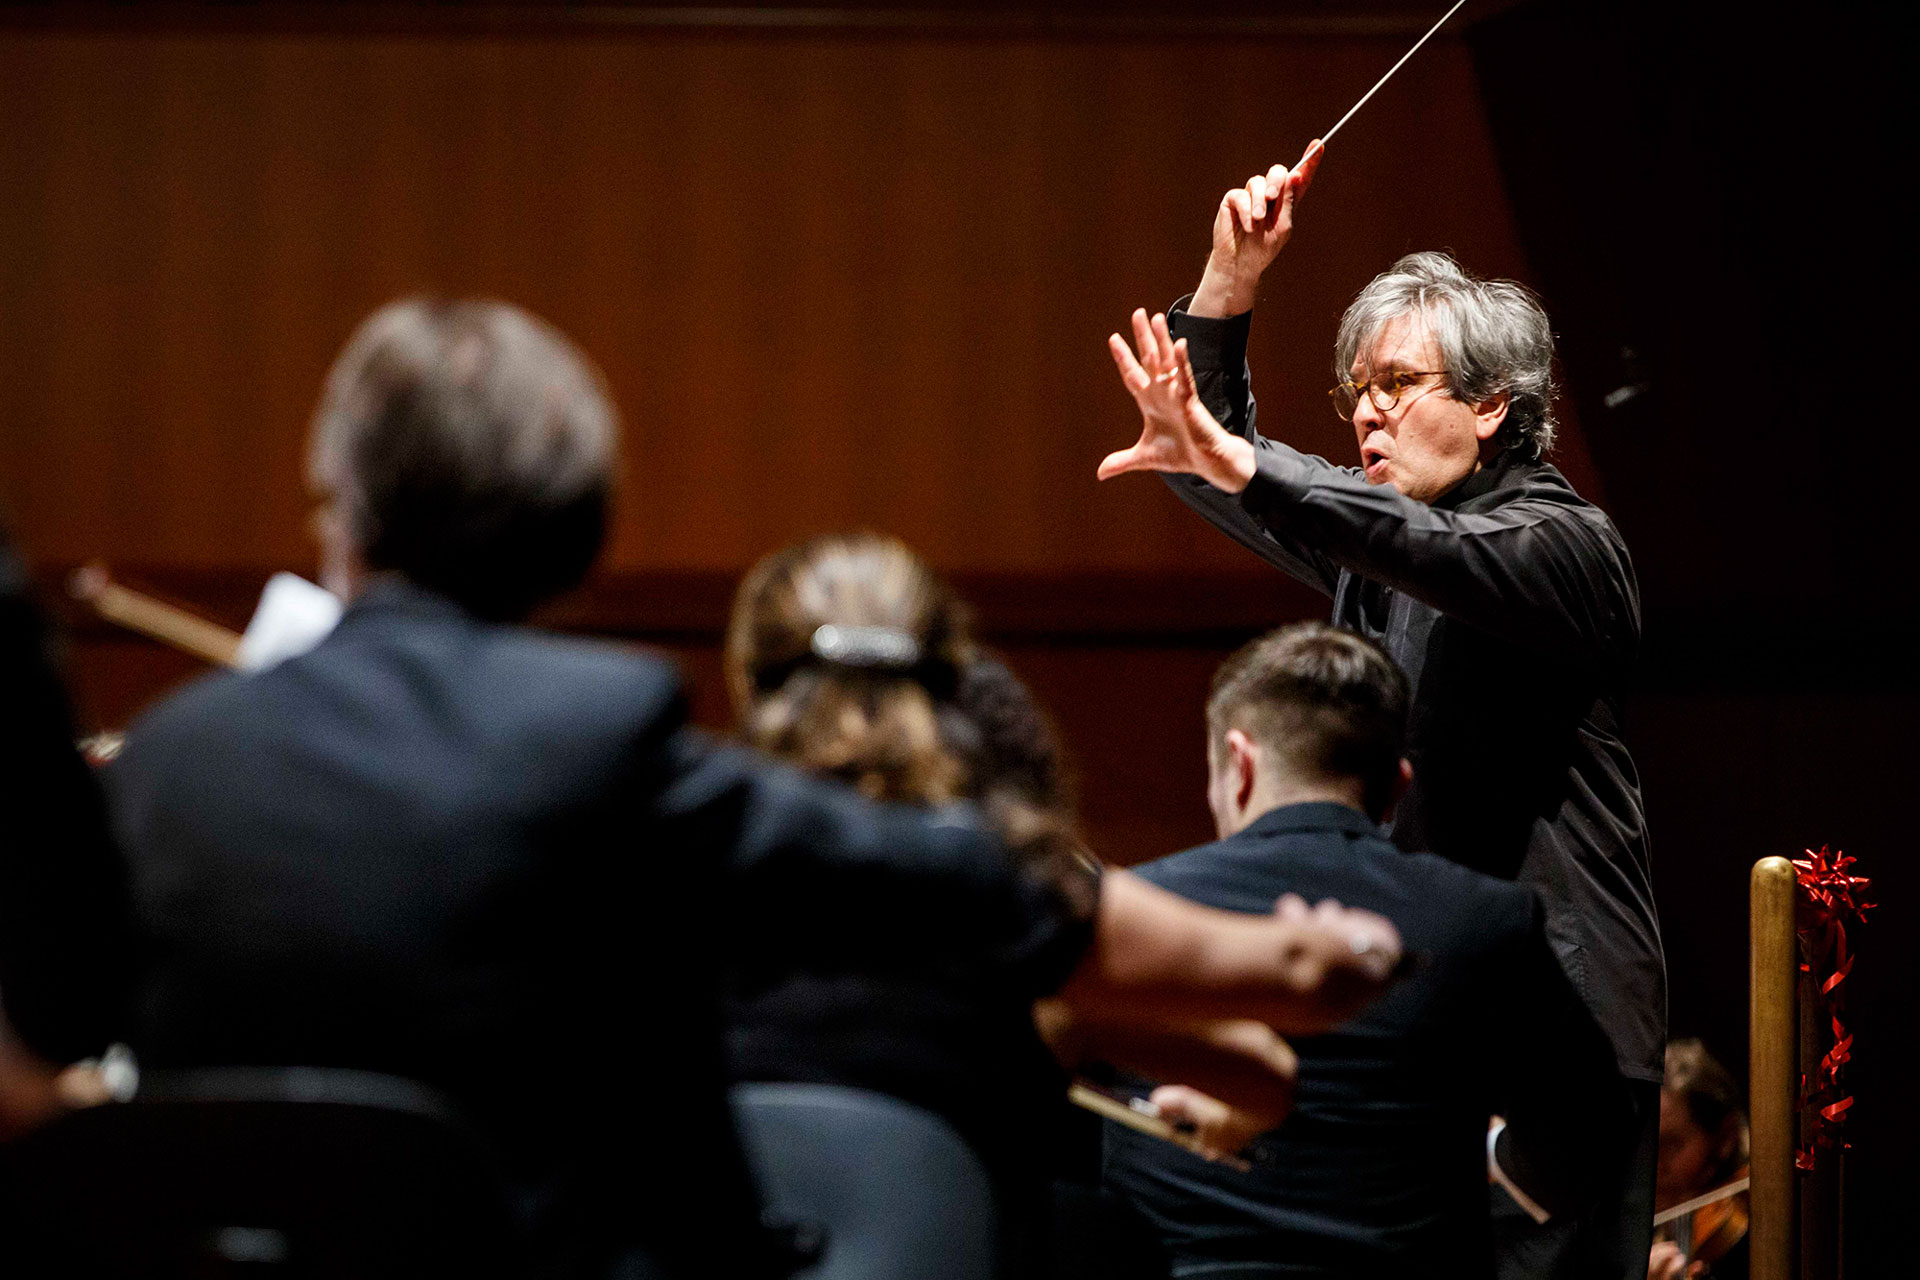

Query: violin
left=1653, top=1168, right=1749, bottom=1278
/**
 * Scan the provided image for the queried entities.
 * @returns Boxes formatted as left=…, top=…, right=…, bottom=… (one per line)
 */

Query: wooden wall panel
left=0, top=23, right=1595, bottom=583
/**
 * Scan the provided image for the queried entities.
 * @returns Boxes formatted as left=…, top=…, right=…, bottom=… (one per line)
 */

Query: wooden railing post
left=1751, top=855, right=1798, bottom=1280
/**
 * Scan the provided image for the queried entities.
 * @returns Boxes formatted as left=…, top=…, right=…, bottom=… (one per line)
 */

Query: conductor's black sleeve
left=1159, top=299, right=1346, bottom=599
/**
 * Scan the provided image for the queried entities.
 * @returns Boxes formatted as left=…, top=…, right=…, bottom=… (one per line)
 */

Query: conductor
left=1098, top=148, right=1665, bottom=1280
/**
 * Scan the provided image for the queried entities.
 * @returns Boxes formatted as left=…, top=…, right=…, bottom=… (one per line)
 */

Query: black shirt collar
left=1239, top=800, right=1383, bottom=841
left=1433, top=447, right=1530, bottom=511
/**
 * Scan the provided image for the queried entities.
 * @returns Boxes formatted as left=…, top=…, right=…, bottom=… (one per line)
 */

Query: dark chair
left=731, top=1082, right=998, bottom=1280
left=0, top=1066, right=520, bottom=1279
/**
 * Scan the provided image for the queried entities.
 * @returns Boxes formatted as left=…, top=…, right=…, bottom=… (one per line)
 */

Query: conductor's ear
left=1473, top=392, right=1510, bottom=443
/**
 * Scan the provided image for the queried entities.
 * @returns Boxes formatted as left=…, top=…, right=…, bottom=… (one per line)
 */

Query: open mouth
left=1362, top=448, right=1390, bottom=478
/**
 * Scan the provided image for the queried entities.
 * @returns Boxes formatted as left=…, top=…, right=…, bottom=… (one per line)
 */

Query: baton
left=1320, top=0, right=1470, bottom=147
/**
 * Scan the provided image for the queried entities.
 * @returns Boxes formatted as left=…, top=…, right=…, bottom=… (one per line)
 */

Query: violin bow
left=70, top=563, right=241, bottom=668
left=1652, top=1176, right=1751, bottom=1228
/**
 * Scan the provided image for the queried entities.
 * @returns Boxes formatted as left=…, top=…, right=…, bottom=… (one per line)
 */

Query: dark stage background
left=1, top=1, right=1908, bottom=1269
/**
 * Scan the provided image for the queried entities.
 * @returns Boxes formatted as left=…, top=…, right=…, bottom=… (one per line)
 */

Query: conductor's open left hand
left=1100, top=308, right=1255, bottom=494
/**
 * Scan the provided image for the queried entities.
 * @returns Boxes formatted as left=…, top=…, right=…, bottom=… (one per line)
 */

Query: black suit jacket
left=1102, top=802, right=1626, bottom=1278
left=1161, top=301, right=1665, bottom=1085
left=106, top=579, right=1091, bottom=1277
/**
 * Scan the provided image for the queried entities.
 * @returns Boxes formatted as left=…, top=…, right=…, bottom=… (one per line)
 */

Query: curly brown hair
left=727, top=533, right=974, bottom=805
left=727, top=534, right=1095, bottom=915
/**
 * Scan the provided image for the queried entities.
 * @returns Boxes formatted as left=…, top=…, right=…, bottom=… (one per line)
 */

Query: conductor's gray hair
left=1333, top=251, right=1558, bottom=460
left=307, top=298, right=619, bottom=620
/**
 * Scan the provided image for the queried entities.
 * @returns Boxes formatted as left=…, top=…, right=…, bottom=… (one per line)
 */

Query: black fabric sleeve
left=1488, top=890, right=1637, bottom=1219
left=1158, top=298, right=1345, bottom=599
left=0, top=537, right=131, bottom=1063
left=656, top=731, right=1097, bottom=1000
left=552, top=698, right=794, bottom=1279
left=1234, top=444, right=1638, bottom=663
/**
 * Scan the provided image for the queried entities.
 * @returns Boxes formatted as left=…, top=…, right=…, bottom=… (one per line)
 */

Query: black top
left=728, top=936, right=1069, bottom=1183
left=1103, top=802, right=1627, bottom=1277
left=0, top=530, right=128, bottom=1065
left=105, top=579, right=1093, bottom=1278
left=1162, top=301, right=1665, bottom=1083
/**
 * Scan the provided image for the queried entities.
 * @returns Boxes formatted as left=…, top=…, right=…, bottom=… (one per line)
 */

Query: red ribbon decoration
left=1791, top=845, right=1874, bottom=1171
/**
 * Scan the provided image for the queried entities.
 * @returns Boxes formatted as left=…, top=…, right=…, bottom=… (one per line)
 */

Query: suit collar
left=334, top=576, right=474, bottom=630
left=1238, top=800, right=1382, bottom=841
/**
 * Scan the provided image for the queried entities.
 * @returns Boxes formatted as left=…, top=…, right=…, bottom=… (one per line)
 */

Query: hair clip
left=810, top=624, right=921, bottom=671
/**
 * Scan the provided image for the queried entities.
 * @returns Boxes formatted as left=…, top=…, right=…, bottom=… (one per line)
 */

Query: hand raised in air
left=1099, top=308, right=1255, bottom=494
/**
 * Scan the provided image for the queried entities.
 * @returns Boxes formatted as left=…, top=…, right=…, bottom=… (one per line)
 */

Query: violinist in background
left=1648, top=1039, right=1748, bottom=1280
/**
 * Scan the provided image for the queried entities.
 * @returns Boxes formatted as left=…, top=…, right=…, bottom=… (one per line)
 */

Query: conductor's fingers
left=1174, top=338, right=1200, bottom=400
left=1130, top=308, right=1160, bottom=370
left=1264, top=165, right=1292, bottom=217
left=1293, top=139, right=1324, bottom=194
left=1108, top=332, right=1150, bottom=392
left=1246, top=173, right=1269, bottom=222
left=1224, top=187, right=1254, bottom=235
left=1150, top=312, right=1178, bottom=371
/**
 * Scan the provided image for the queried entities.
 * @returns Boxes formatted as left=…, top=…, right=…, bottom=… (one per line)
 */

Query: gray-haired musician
left=1100, top=149, right=1664, bottom=1280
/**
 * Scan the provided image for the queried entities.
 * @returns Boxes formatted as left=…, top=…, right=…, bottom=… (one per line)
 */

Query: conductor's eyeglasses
left=1329, top=369, right=1448, bottom=420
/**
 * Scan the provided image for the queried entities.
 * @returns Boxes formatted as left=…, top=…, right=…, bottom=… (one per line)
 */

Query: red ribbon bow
left=1791, top=845, right=1873, bottom=1171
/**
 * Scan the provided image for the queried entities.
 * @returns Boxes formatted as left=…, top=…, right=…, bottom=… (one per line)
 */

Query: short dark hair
left=307, top=299, right=618, bottom=620
left=1207, top=622, right=1409, bottom=819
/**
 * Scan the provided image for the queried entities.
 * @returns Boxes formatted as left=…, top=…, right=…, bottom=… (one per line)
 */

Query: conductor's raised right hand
left=1191, top=141, right=1323, bottom=319
left=1099, top=309, right=1255, bottom=494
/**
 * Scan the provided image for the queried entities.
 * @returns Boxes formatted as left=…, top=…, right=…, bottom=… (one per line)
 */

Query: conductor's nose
left=1351, top=392, right=1384, bottom=434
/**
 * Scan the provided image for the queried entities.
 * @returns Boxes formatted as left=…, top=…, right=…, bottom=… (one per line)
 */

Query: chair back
left=732, top=1082, right=998, bottom=1280
left=0, top=1066, right=519, bottom=1279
